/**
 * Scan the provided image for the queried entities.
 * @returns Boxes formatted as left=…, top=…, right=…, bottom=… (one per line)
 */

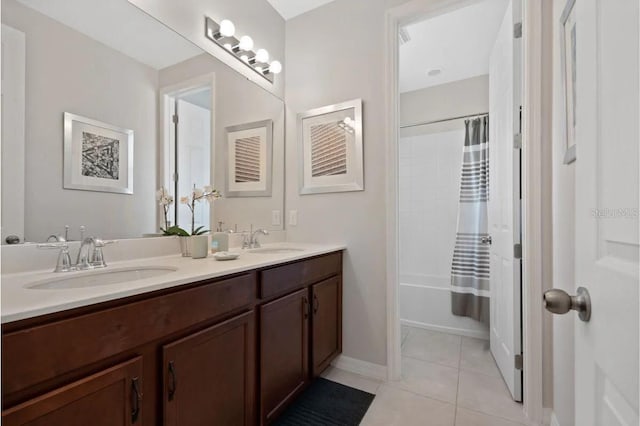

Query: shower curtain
left=451, top=117, right=490, bottom=324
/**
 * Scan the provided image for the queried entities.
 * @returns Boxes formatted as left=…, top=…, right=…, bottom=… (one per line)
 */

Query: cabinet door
left=2, top=357, right=143, bottom=426
left=162, top=311, right=255, bottom=426
left=311, top=276, right=342, bottom=376
left=260, top=289, right=309, bottom=424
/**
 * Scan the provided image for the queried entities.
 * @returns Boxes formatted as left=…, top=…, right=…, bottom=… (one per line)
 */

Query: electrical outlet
left=289, top=210, right=298, bottom=226
left=271, top=210, right=281, bottom=226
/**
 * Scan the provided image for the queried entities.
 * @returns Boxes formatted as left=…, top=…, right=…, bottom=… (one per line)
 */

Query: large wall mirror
left=1, top=0, right=285, bottom=243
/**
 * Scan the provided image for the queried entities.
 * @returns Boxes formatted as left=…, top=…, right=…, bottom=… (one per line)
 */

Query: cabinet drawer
left=260, top=252, right=342, bottom=299
left=3, top=273, right=256, bottom=397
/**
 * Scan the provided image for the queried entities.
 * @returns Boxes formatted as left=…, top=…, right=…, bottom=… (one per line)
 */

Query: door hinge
left=513, top=133, right=522, bottom=149
left=514, top=243, right=522, bottom=259
left=514, top=22, right=522, bottom=39
left=515, top=354, right=523, bottom=370
left=172, top=114, right=179, bottom=124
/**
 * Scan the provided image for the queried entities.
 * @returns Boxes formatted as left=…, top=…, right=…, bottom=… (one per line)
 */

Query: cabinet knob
left=131, top=377, right=142, bottom=423
left=168, top=361, right=177, bottom=400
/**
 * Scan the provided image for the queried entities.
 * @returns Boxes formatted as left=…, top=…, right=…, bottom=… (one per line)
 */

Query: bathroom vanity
left=1, top=246, right=344, bottom=425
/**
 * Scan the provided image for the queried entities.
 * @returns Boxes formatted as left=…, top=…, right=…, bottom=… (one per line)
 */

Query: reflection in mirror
left=1, top=0, right=284, bottom=243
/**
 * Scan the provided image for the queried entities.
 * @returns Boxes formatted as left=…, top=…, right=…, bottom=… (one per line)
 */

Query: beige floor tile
left=361, top=384, right=456, bottom=426
left=455, top=407, right=527, bottom=426
left=459, top=337, right=501, bottom=378
left=402, top=328, right=461, bottom=368
left=320, top=366, right=382, bottom=395
left=457, top=370, right=527, bottom=424
left=388, top=356, right=459, bottom=403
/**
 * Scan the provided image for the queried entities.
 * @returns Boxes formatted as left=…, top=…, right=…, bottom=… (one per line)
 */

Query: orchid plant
left=161, top=185, right=221, bottom=236
left=156, top=187, right=174, bottom=232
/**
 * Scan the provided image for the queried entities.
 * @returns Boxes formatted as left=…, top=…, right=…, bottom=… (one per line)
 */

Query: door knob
left=543, top=287, right=591, bottom=322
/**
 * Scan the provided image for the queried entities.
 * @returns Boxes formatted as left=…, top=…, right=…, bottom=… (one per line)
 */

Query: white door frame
left=384, top=0, right=546, bottom=423
left=158, top=73, right=216, bottom=232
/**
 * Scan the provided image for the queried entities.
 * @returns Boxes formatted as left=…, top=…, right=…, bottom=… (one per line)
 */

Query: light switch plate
left=289, top=210, right=298, bottom=226
left=271, top=210, right=281, bottom=226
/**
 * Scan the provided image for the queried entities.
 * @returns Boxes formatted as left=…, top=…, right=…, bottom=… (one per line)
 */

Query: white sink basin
left=27, top=266, right=178, bottom=290
left=248, top=247, right=305, bottom=254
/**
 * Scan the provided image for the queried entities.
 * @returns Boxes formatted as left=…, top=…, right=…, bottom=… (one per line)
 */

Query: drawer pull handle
left=131, top=377, right=142, bottom=423
left=303, top=297, right=310, bottom=319
left=168, top=361, right=177, bottom=400
left=313, top=294, right=319, bottom=314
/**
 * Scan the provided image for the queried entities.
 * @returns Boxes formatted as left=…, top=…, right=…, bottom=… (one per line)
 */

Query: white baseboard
left=548, top=411, right=560, bottom=426
left=401, top=319, right=490, bottom=340
left=330, top=355, right=388, bottom=381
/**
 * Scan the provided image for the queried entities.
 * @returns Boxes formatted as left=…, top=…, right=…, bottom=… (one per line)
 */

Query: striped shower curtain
left=451, top=117, right=490, bottom=324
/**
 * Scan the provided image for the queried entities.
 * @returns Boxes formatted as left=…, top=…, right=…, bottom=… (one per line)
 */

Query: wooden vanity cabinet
left=2, top=357, right=143, bottom=426
left=258, top=252, right=343, bottom=424
left=259, top=289, right=310, bottom=423
left=2, top=251, right=343, bottom=426
left=311, top=276, right=342, bottom=377
left=163, top=311, right=255, bottom=426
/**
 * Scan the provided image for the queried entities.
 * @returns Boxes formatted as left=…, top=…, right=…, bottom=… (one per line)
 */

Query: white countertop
left=1, top=242, right=345, bottom=324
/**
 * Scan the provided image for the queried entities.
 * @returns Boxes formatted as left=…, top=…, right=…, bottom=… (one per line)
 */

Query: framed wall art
left=560, top=0, right=577, bottom=164
left=298, top=99, right=364, bottom=194
left=63, top=112, right=134, bottom=194
left=225, top=119, right=273, bottom=197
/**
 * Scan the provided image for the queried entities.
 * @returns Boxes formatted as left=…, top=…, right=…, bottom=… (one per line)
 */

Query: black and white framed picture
left=298, top=99, right=364, bottom=195
left=225, top=119, right=273, bottom=197
left=561, top=0, right=577, bottom=164
left=63, top=112, right=134, bottom=194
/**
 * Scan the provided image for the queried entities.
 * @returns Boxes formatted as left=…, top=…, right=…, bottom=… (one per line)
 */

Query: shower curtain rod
left=400, top=112, right=489, bottom=129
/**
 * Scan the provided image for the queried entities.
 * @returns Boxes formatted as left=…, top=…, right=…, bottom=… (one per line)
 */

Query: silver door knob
left=543, top=287, right=591, bottom=322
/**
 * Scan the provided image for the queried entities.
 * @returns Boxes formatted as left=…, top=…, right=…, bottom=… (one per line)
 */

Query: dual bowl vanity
left=2, top=242, right=345, bottom=425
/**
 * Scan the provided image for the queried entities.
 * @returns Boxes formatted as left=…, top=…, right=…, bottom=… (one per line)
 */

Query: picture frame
left=560, top=0, right=577, bottom=164
left=298, top=99, right=364, bottom=195
left=63, top=112, right=134, bottom=194
left=225, top=119, right=273, bottom=197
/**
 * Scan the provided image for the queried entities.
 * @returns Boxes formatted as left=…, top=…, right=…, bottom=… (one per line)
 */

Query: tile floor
left=321, top=326, right=529, bottom=426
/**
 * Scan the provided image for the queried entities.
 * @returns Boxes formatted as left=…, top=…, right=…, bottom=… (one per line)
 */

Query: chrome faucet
left=242, top=226, right=269, bottom=249
left=38, top=236, right=114, bottom=272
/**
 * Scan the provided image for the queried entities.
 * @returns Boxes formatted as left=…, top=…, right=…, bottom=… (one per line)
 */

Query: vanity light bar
left=204, top=17, right=281, bottom=83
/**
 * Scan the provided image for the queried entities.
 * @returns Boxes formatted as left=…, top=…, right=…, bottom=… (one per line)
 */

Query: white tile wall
left=398, top=129, right=488, bottom=337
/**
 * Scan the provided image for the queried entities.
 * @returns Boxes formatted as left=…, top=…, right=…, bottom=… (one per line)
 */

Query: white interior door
left=1, top=24, right=26, bottom=244
left=488, top=0, right=522, bottom=402
left=175, top=98, right=211, bottom=232
left=574, top=0, right=639, bottom=424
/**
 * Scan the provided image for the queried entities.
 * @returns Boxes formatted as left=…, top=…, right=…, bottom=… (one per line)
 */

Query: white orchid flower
left=180, top=196, right=190, bottom=205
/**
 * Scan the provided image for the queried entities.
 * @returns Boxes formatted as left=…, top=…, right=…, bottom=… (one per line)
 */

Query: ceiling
left=17, top=0, right=203, bottom=70
left=266, top=0, right=338, bottom=20
left=399, top=0, right=509, bottom=93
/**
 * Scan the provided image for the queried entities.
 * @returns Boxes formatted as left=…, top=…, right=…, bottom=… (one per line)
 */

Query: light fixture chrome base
left=204, top=17, right=274, bottom=83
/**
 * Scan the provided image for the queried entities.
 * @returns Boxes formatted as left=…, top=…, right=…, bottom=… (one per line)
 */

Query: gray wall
left=285, top=0, right=395, bottom=367
left=400, top=75, right=489, bottom=135
left=128, top=0, right=285, bottom=99
left=3, top=0, right=158, bottom=241
left=158, top=54, right=285, bottom=232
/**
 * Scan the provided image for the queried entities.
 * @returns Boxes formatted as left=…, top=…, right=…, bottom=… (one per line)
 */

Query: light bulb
left=255, top=48, right=269, bottom=63
left=255, top=66, right=264, bottom=73
left=219, top=19, right=235, bottom=38
left=239, top=36, right=254, bottom=51
left=240, top=54, right=249, bottom=63
left=269, top=60, right=282, bottom=74
left=224, top=43, right=232, bottom=50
